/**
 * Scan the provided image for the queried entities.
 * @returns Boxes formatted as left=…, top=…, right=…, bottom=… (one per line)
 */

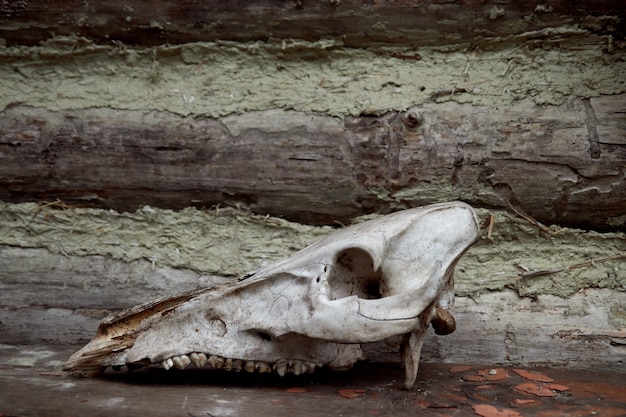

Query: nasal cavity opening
left=257, top=332, right=271, bottom=341
left=329, top=247, right=382, bottom=300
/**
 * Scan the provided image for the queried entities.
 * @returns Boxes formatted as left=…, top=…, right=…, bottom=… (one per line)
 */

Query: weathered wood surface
left=1, top=0, right=622, bottom=47
left=1, top=97, right=625, bottom=231
left=1, top=248, right=624, bottom=372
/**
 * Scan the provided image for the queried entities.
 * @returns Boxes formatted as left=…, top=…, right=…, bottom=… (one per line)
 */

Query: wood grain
left=1, top=0, right=623, bottom=47
left=1, top=97, right=624, bottom=231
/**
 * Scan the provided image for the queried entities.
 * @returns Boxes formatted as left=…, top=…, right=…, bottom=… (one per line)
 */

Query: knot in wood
left=403, top=111, right=423, bottom=128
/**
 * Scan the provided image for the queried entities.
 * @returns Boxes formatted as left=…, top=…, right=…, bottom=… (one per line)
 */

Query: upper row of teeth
left=160, top=353, right=319, bottom=376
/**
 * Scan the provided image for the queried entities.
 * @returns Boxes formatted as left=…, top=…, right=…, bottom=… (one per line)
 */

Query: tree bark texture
left=0, top=0, right=623, bottom=47
left=1, top=96, right=624, bottom=231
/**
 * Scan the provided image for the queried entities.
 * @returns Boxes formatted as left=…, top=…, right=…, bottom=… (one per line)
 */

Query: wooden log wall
left=1, top=97, right=624, bottom=231
left=0, top=0, right=623, bottom=47
left=0, top=1, right=624, bottom=230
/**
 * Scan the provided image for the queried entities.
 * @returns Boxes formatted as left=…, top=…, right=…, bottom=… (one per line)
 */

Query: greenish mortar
left=0, top=202, right=623, bottom=298
left=0, top=29, right=623, bottom=118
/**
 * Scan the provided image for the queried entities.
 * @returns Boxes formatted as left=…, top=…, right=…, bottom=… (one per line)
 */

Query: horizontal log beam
left=1, top=248, right=623, bottom=371
left=0, top=0, right=623, bottom=47
left=1, top=98, right=624, bottom=231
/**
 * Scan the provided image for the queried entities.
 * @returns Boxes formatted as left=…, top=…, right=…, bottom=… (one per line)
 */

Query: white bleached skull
left=64, top=202, right=479, bottom=389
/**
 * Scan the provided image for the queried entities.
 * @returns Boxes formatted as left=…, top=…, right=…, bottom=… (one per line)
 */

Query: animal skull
left=64, top=201, right=479, bottom=389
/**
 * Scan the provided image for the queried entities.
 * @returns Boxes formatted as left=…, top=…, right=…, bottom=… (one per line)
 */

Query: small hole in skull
left=257, top=332, right=271, bottom=341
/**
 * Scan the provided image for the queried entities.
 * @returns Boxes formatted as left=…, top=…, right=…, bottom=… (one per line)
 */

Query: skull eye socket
left=329, top=248, right=382, bottom=300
